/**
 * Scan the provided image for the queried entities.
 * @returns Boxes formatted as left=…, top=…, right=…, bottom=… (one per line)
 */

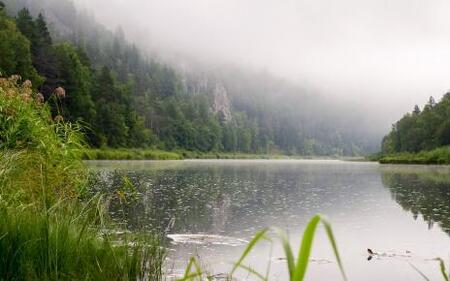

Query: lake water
left=87, top=160, right=450, bottom=281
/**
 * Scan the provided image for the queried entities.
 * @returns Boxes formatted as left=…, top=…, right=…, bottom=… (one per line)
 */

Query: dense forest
left=0, top=0, right=377, bottom=156
left=381, top=94, right=450, bottom=154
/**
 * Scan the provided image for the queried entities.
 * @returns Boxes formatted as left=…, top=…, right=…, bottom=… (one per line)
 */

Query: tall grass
left=83, top=148, right=183, bottom=160
left=0, top=76, right=165, bottom=280
left=0, top=75, right=85, bottom=205
left=0, top=198, right=165, bottom=281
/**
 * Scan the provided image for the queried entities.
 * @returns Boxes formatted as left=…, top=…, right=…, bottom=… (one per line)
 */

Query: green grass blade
left=409, top=262, right=430, bottom=281
left=437, top=258, right=449, bottom=281
left=177, top=272, right=203, bottom=281
left=179, top=257, right=203, bottom=281
left=321, top=216, right=347, bottom=281
left=272, top=227, right=296, bottom=278
left=236, top=264, right=267, bottom=281
left=230, top=228, right=270, bottom=276
left=292, top=215, right=321, bottom=281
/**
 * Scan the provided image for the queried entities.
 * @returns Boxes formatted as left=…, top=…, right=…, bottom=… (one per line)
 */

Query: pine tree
left=33, top=14, right=61, bottom=96
left=93, top=67, right=129, bottom=147
left=54, top=43, right=96, bottom=125
left=428, top=96, right=436, bottom=108
left=0, top=12, right=42, bottom=86
left=15, top=8, right=35, bottom=46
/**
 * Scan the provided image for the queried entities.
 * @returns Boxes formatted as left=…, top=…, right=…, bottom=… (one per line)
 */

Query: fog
left=74, top=0, right=450, bottom=129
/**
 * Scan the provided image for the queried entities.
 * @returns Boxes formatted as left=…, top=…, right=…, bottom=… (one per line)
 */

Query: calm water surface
left=87, top=160, right=450, bottom=281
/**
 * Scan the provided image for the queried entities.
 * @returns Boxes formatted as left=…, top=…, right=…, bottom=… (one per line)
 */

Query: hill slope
left=1, top=0, right=379, bottom=155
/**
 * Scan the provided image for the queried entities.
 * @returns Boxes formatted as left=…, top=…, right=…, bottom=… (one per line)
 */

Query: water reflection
left=380, top=165, right=450, bottom=235
left=87, top=160, right=450, bottom=280
left=88, top=160, right=381, bottom=237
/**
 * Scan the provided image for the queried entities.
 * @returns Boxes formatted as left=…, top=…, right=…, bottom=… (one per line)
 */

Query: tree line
left=382, top=94, right=450, bottom=154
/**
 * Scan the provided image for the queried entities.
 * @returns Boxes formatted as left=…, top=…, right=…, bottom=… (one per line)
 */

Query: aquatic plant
left=178, top=214, right=347, bottom=281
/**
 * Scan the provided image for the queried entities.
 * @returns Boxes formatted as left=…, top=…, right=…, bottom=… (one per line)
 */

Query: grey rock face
left=212, top=83, right=232, bottom=122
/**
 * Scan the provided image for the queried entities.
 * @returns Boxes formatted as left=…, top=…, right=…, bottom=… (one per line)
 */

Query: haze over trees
left=1, top=0, right=379, bottom=155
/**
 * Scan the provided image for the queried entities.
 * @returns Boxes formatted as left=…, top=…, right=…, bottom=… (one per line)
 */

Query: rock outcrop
left=212, top=83, right=232, bottom=122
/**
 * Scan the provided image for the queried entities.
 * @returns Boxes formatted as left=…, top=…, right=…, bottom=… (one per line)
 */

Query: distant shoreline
left=374, top=146, right=450, bottom=165
left=82, top=148, right=367, bottom=161
left=83, top=148, right=450, bottom=165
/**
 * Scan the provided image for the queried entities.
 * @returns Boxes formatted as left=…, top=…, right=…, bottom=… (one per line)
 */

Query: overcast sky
left=74, top=0, right=450, bottom=127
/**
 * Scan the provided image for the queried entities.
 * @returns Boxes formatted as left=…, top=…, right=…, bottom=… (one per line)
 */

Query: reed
left=178, top=214, right=347, bottom=281
left=0, top=198, right=165, bottom=281
left=0, top=76, right=165, bottom=281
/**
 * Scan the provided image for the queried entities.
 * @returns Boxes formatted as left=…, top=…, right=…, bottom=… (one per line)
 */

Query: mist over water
left=75, top=0, right=450, bottom=132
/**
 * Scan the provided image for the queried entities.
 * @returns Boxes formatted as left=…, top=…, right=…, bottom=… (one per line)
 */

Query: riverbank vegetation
left=83, top=148, right=183, bottom=160
left=377, top=93, right=450, bottom=164
left=82, top=148, right=299, bottom=160
left=377, top=146, right=450, bottom=164
left=0, top=76, right=164, bottom=280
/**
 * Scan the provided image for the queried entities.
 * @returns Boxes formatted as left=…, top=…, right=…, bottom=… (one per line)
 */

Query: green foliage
left=83, top=148, right=183, bottom=160
left=379, top=146, right=450, bottom=164
left=0, top=199, right=164, bottom=281
left=0, top=11, right=42, bottom=86
left=0, top=76, right=165, bottom=280
left=16, top=8, right=60, bottom=95
left=382, top=94, right=450, bottom=154
left=0, top=76, right=84, bottom=203
left=54, top=43, right=96, bottom=124
left=1, top=0, right=376, bottom=156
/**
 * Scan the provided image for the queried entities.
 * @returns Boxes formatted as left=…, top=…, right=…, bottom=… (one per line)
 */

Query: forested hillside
left=1, top=0, right=377, bottom=156
left=382, top=94, right=450, bottom=154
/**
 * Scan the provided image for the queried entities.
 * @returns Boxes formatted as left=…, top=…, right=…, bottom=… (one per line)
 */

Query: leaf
left=292, top=215, right=321, bottom=281
left=272, top=227, right=296, bottom=278
left=321, top=215, right=347, bottom=281
left=230, top=228, right=270, bottom=276
left=409, top=262, right=430, bottom=281
left=437, top=258, right=449, bottom=281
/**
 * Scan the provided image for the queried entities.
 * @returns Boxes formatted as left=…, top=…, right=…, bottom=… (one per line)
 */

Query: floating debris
left=273, top=256, right=332, bottom=264
left=167, top=234, right=248, bottom=246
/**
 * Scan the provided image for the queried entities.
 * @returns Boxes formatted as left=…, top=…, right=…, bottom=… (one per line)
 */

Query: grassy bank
left=83, top=148, right=183, bottom=160
left=178, top=150, right=294, bottom=160
left=82, top=148, right=357, bottom=161
left=377, top=146, right=450, bottom=165
left=0, top=76, right=164, bottom=280
left=82, top=148, right=294, bottom=160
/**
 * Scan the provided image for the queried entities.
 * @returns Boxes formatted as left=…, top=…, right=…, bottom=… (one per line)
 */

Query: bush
left=0, top=76, right=85, bottom=204
left=379, top=146, right=450, bottom=165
